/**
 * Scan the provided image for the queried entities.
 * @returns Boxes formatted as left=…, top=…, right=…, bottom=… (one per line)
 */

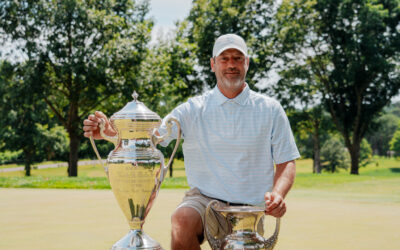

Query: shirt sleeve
left=271, top=102, right=300, bottom=164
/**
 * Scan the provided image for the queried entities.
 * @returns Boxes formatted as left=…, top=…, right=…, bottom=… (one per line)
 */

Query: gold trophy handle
left=263, top=217, right=280, bottom=250
left=89, top=135, right=109, bottom=178
left=163, top=117, right=181, bottom=170
left=204, top=200, right=224, bottom=250
left=151, top=117, right=181, bottom=180
left=98, top=118, right=118, bottom=146
left=88, top=118, right=117, bottom=178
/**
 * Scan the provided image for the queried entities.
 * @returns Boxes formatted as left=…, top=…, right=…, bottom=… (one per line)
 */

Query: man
left=83, top=34, right=299, bottom=250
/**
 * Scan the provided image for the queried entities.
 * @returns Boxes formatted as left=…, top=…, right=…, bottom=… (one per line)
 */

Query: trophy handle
left=151, top=117, right=181, bottom=180
left=204, top=200, right=224, bottom=250
left=263, top=217, right=280, bottom=250
left=88, top=118, right=117, bottom=178
left=98, top=118, right=118, bottom=146
left=89, top=135, right=109, bottom=178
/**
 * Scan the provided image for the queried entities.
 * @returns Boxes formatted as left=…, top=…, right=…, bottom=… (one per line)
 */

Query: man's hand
left=83, top=111, right=116, bottom=139
left=264, top=160, right=296, bottom=218
left=265, top=192, right=286, bottom=218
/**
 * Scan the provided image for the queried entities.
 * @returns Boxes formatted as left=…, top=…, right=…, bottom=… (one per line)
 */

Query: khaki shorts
left=176, top=187, right=264, bottom=243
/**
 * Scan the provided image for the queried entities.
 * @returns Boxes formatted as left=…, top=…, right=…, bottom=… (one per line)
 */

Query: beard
left=219, top=69, right=245, bottom=88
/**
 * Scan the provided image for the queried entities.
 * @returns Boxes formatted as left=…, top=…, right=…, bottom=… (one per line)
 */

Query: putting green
left=0, top=188, right=399, bottom=250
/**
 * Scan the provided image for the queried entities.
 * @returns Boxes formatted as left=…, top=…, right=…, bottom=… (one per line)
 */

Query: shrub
left=35, top=124, right=69, bottom=161
left=390, top=129, right=400, bottom=157
left=359, top=139, right=373, bottom=167
left=0, top=150, right=23, bottom=164
left=321, top=136, right=350, bottom=172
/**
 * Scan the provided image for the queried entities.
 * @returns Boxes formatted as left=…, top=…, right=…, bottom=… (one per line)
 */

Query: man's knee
left=171, top=207, right=204, bottom=248
left=171, top=207, right=203, bottom=233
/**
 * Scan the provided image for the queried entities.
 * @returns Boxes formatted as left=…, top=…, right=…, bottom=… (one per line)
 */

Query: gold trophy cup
left=205, top=200, right=280, bottom=250
left=89, top=91, right=181, bottom=250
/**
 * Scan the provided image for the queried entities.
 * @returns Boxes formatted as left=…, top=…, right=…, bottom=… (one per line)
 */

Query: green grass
left=0, top=176, right=110, bottom=189
left=0, top=160, right=189, bottom=189
left=0, top=160, right=65, bottom=169
left=290, top=156, right=400, bottom=203
left=0, top=157, right=399, bottom=196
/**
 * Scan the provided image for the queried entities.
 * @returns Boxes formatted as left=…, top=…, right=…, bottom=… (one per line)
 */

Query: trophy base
left=111, top=230, right=163, bottom=250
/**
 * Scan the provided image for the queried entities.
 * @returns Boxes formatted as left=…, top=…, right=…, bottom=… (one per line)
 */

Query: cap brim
left=214, top=45, right=247, bottom=57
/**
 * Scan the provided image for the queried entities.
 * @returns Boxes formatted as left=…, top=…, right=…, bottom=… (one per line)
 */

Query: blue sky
left=149, top=0, right=192, bottom=37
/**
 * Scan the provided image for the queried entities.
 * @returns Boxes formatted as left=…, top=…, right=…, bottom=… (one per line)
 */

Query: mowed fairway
left=0, top=187, right=399, bottom=250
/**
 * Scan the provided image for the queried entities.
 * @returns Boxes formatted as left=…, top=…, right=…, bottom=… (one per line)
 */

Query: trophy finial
left=132, top=91, right=139, bottom=102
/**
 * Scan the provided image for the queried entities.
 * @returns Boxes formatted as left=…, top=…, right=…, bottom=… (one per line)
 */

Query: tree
left=0, top=61, right=47, bottom=176
left=137, top=21, right=199, bottom=177
left=35, top=124, right=69, bottom=161
left=366, top=113, right=399, bottom=156
left=390, top=122, right=400, bottom=156
left=386, top=101, right=400, bottom=117
left=320, top=136, right=350, bottom=172
left=273, top=0, right=400, bottom=174
left=0, top=0, right=153, bottom=176
left=359, top=138, right=373, bottom=167
left=288, top=106, right=333, bottom=173
left=138, top=21, right=200, bottom=116
left=185, top=0, right=277, bottom=89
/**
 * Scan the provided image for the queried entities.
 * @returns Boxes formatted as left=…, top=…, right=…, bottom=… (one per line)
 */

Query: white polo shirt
left=159, top=84, right=300, bottom=206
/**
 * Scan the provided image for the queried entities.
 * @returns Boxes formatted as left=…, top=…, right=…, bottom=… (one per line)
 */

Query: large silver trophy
left=89, top=92, right=181, bottom=250
left=205, top=200, right=280, bottom=250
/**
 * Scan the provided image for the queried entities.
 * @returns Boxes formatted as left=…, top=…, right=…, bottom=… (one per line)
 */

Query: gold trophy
left=205, top=200, right=280, bottom=250
left=89, top=91, right=181, bottom=250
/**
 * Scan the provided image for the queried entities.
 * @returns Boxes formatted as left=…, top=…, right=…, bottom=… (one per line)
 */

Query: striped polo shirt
left=159, top=84, right=300, bottom=206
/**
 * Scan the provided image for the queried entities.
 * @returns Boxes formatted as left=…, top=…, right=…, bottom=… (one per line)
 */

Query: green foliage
left=359, top=138, right=373, bottom=167
left=320, top=136, right=350, bottom=172
left=0, top=0, right=153, bottom=176
left=273, top=0, right=400, bottom=174
left=366, top=113, right=399, bottom=156
left=288, top=106, right=334, bottom=173
left=79, top=140, right=114, bottom=160
left=390, top=123, right=400, bottom=156
left=138, top=21, right=200, bottom=117
left=0, top=150, right=23, bottom=165
left=186, top=0, right=277, bottom=89
left=35, top=124, right=69, bottom=161
left=0, top=60, right=49, bottom=176
left=385, top=101, right=400, bottom=117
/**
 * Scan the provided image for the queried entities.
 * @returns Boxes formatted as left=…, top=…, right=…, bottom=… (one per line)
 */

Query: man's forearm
left=272, top=160, right=296, bottom=198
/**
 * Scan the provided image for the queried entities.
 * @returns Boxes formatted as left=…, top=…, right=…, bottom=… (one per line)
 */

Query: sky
left=148, top=0, right=192, bottom=39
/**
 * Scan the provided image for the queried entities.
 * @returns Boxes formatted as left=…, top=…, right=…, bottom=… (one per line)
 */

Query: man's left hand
left=264, top=192, right=286, bottom=218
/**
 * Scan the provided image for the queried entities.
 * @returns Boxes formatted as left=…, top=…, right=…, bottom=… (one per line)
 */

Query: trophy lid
left=111, top=91, right=161, bottom=121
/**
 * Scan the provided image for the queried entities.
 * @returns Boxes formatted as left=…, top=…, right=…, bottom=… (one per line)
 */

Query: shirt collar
left=213, top=83, right=250, bottom=106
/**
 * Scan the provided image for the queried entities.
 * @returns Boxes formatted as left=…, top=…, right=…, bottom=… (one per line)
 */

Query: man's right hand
left=83, top=111, right=117, bottom=139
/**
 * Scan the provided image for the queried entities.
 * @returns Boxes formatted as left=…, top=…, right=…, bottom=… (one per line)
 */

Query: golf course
left=1, top=157, right=399, bottom=249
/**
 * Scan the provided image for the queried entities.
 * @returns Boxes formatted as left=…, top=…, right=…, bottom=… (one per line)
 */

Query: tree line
left=0, top=0, right=399, bottom=176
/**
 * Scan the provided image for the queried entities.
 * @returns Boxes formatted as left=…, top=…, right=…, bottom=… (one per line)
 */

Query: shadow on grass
left=389, top=168, right=400, bottom=173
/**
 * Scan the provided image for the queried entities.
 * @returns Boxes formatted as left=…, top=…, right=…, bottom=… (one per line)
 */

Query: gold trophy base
left=111, top=230, right=163, bottom=250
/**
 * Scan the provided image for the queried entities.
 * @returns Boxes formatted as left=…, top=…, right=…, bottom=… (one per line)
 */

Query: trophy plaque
left=89, top=91, right=181, bottom=250
left=205, top=200, right=280, bottom=250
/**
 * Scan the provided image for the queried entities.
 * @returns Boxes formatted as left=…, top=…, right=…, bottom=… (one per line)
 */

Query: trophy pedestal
left=111, top=230, right=163, bottom=250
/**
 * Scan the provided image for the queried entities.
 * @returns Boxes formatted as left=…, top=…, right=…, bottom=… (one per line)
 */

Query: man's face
left=210, top=48, right=249, bottom=90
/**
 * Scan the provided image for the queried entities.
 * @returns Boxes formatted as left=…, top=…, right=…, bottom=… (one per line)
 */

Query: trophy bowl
left=89, top=92, right=181, bottom=250
left=205, top=200, right=280, bottom=250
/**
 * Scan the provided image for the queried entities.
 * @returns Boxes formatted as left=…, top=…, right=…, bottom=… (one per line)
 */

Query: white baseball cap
left=212, top=34, right=248, bottom=57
